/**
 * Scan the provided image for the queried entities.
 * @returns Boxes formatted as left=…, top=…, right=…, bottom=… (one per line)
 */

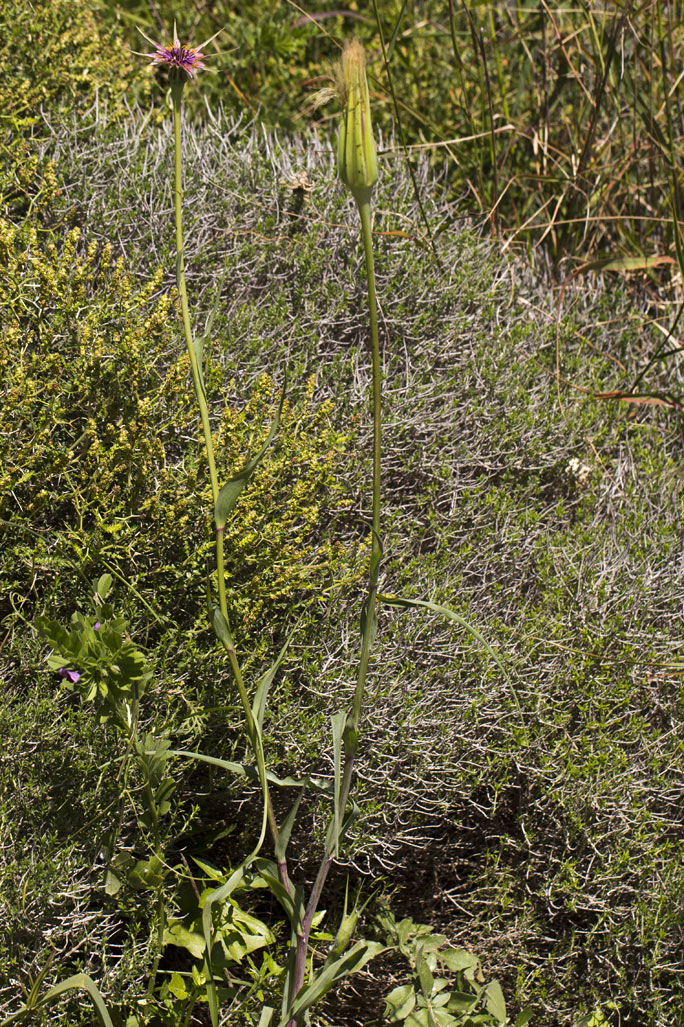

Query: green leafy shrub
left=0, top=0, right=147, bottom=224
left=0, top=215, right=359, bottom=664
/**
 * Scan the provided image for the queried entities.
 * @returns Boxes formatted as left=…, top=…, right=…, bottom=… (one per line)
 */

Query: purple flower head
left=93, top=622, right=101, bottom=631
left=58, top=668, right=81, bottom=684
left=134, top=22, right=220, bottom=84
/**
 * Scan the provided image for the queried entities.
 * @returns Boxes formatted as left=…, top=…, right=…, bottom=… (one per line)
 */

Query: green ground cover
left=1, top=2, right=684, bottom=1026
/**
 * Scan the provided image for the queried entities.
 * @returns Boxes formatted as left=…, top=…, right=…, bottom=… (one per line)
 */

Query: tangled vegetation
left=2, top=3, right=684, bottom=1027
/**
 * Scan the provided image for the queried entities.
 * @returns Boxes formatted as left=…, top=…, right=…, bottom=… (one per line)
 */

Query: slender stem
left=351, top=199, right=382, bottom=733
left=287, top=198, right=381, bottom=1026
left=172, top=89, right=219, bottom=507
left=171, top=84, right=286, bottom=882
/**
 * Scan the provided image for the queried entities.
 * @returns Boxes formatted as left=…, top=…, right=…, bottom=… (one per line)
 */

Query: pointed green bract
left=337, top=39, right=378, bottom=206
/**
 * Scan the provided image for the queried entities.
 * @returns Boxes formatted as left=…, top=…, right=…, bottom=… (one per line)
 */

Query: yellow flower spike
left=337, top=39, right=378, bottom=206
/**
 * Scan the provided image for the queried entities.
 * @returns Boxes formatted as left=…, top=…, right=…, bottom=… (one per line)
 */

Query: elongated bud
left=337, top=40, right=378, bottom=206
left=331, top=906, right=360, bottom=956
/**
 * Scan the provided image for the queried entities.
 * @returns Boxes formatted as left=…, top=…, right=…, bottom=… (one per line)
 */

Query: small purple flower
left=93, top=622, right=101, bottom=631
left=134, top=22, right=220, bottom=83
left=58, top=668, right=81, bottom=684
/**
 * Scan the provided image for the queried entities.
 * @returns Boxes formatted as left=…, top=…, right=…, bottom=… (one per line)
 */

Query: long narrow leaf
left=330, top=710, right=347, bottom=856
left=252, top=623, right=299, bottom=731
left=377, top=594, right=525, bottom=728
left=215, top=376, right=287, bottom=529
left=279, top=941, right=384, bottom=1026
left=41, top=975, right=114, bottom=1027
left=170, top=748, right=332, bottom=794
left=274, top=787, right=305, bottom=864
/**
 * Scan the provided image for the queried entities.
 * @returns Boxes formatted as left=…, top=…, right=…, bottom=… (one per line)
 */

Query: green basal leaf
left=384, top=983, right=416, bottom=1020
left=280, top=940, right=384, bottom=1026
left=163, top=922, right=206, bottom=960
left=94, top=573, right=113, bottom=600
left=484, top=980, right=507, bottom=1023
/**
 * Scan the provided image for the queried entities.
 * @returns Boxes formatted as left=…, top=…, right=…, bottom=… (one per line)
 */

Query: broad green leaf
left=484, top=980, right=506, bottom=1023
left=202, top=863, right=249, bottom=1027
left=95, top=574, right=113, bottom=599
left=431, top=1010, right=459, bottom=1027
left=446, top=990, right=479, bottom=1013
left=438, top=949, right=479, bottom=975
left=396, top=917, right=415, bottom=946
left=167, top=972, right=191, bottom=1001
left=384, top=983, right=416, bottom=1020
left=514, top=1011, right=534, bottom=1027
left=163, top=922, right=206, bottom=960
left=258, top=1007, right=274, bottom=1027
left=405, top=1008, right=429, bottom=1027
left=418, top=934, right=448, bottom=952
left=416, top=953, right=434, bottom=998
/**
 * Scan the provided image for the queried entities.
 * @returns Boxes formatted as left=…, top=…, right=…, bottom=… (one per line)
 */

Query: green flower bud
left=331, top=906, right=360, bottom=956
left=337, top=40, right=378, bottom=206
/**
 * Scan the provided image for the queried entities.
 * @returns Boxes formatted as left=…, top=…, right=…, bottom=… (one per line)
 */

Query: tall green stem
left=352, top=200, right=382, bottom=732
left=287, top=197, right=382, bottom=1025
left=172, top=87, right=219, bottom=507
left=171, top=84, right=281, bottom=853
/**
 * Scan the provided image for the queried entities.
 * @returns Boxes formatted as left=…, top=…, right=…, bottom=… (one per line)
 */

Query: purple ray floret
left=146, top=39, right=207, bottom=78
